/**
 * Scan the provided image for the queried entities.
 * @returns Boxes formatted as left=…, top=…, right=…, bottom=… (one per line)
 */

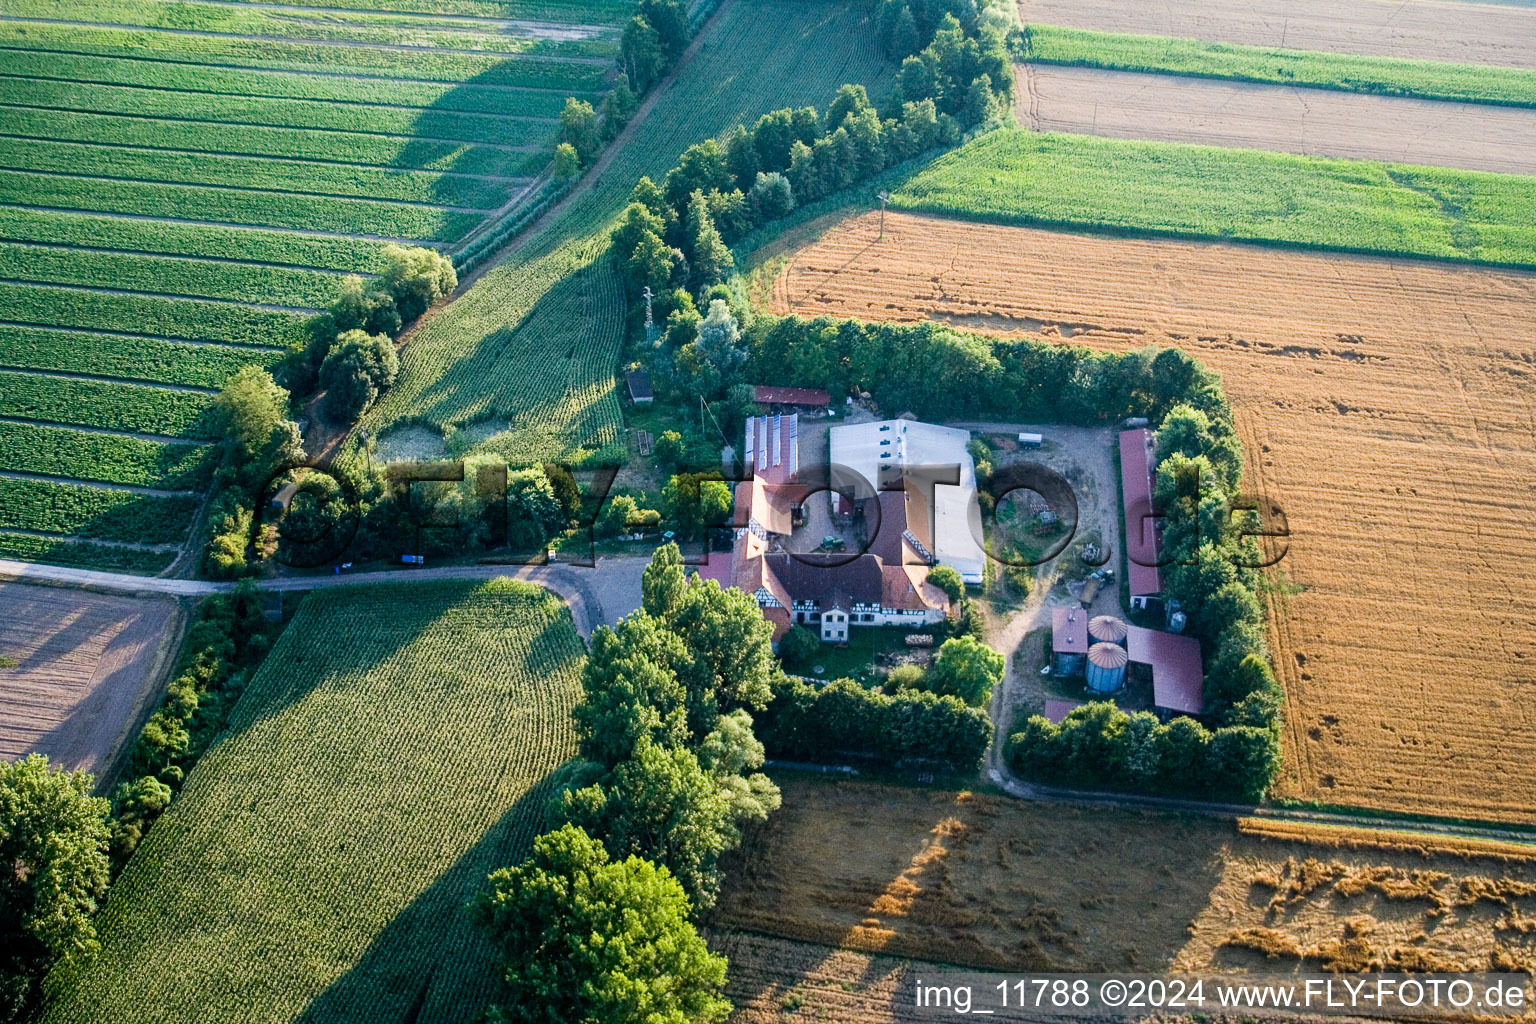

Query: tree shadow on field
left=291, top=770, right=567, bottom=1024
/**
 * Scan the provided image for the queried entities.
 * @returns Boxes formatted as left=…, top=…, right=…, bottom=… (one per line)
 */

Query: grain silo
left=1085, top=642, right=1129, bottom=693
left=1088, top=614, right=1128, bottom=646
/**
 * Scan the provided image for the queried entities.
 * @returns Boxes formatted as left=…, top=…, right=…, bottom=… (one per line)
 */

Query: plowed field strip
left=1017, top=0, right=1536, bottom=69
left=771, top=209, right=1536, bottom=822
left=1017, top=65, right=1536, bottom=177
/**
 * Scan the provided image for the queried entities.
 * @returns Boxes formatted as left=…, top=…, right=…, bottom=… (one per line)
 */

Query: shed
left=753, top=385, right=830, bottom=411
left=1051, top=606, right=1088, bottom=676
left=625, top=370, right=654, bottom=406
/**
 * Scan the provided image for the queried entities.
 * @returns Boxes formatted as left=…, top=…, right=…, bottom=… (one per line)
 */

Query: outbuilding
left=1051, top=606, right=1088, bottom=676
left=625, top=370, right=654, bottom=407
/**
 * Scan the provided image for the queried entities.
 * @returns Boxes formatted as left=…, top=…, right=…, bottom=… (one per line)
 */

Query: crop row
left=0, top=168, right=482, bottom=241
left=0, top=280, right=311, bottom=348
left=0, top=475, right=198, bottom=544
left=0, top=529, right=175, bottom=573
left=1, top=52, right=588, bottom=118
left=1023, top=26, right=1536, bottom=109
left=0, top=324, right=275, bottom=389
left=16, top=0, right=617, bottom=59
left=892, top=130, right=1536, bottom=268
left=0, top=137, right=514, bottom=213
left=39, top=580, right=584, bottom=1024
left=208, top=0, right=634, bottom=22
left=0, top=370, right=215, bottom=438
left=0, top=241, right=341, bottom=308
left=0, top=78, right=561, bottom=148
left=0, top=420, right=214, bottom=490
left=0, top=207, right=391, bottom=272
left=0, top=24, right=611, bottom=90
left=1, top=106, right=548, bottom=177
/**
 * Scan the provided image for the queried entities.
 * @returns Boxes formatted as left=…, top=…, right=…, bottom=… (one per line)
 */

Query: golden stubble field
left=709, top=776, right=1536, bottom=1022
left=0, top=582, right=182, bottom=777
left=768, top=210, right=1536, bottom=822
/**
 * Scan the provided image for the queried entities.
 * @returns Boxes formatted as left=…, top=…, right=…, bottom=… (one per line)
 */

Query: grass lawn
left=1022, top=25, right=1536, bottom=108
left=785, top=627, right=934, bottom=687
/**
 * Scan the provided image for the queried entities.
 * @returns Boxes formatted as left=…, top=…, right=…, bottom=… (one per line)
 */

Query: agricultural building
left=829, top=419, right=987, bottom=583
left=1119, top=428, right=1163, bottom=610
left=753, top=385, right=831, bottom=413
left=701, top=417, right=951, bottom=644
left=1043, top=699, right=1083, bottom=724
left=1089, top=615, right=1128, bottom=645
left=1051, top=607, right=1088, bottom=675
left=625, top=370, right=654, bottom=406
left=1126, top=625, right=1204, bottom=716
left=1086, top=642, right=1129, bottom=693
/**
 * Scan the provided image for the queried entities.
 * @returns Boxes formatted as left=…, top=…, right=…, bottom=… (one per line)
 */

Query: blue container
left=1085, top=642, right=1128, bottom=693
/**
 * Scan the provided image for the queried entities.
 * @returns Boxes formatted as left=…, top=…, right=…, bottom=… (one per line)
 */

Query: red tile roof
left=1052, top=607, right=1089, bottom=654
left=753, top=385, right=830, bottom=407
left=1126, top=625, right=1204, bottom=715
left=1043, top=699, right=1084, bottom=724
left=1119, top=428, right=1163, bottom=598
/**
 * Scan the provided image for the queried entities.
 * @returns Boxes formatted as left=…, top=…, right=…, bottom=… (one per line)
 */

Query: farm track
left=1015, top=0, right=1536, bottom=69
left=773, top=210, right=1536, bottom=823
left=0, top=15, right=614, bottom=62
left=1015, top=64, right=1536, bottom=177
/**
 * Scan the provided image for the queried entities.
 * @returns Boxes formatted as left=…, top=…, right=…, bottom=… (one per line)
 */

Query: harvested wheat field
left=1016, top=0, right=1536, bottom=68
left=713, top=776, right=1536, bottom=985
left=1017, top=66, right=1536, bottom=176
left=769, top=210, right=1536, bottom=822
left=0, top=582, right=181, bottom=778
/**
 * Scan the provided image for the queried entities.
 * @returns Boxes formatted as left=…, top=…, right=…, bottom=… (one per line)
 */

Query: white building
left=828, top=419, right=987, bottom=584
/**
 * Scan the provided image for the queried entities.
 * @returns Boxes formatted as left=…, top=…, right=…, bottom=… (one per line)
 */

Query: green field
left=891, top=129, right=1536, bottom=267
left=1022, top=25, right=1536, bottom=108
left=0, top=0, right=615, bottom=570
left=354, top=0, right=894, bottom=468
left=40, top=579, right=586, bottom=1024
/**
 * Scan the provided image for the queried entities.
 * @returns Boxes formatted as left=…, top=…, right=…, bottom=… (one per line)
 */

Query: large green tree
left=925, top=635, right=1004, bottom=706
left=0, top=754, right=112, bottom=1022
left=474, top=824, right=731, bottom=1024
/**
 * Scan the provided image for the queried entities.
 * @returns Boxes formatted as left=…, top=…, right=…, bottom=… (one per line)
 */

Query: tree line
left=473, top=544, right=782, bottom=1022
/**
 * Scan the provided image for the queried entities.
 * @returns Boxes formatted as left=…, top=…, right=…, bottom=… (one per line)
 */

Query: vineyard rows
left=0, top=530, right=175, bottom=573
left=0, top=421, right=214, bottom=490
left=0, top=208, right=392, bottom=271
left=892, top=130, right=1536, bottom=267
left=0, top=0, right=622, bottom=566
left=0, top=24, right=611, bottom=89
left=0, top=370, right=214, bottom=438
left=2, top=52, right=584, bottom=118
left=0, top=169, right=481, bottom=241
left=0, top=476, right=198, bottom=544
left=0, top=281, right=311, bottom=349
left=0, top=242, right=342, bottom=309
left=9, top=0, right=617, bottom=58
left=0, top=77, right=561, bottom=147
left=0, top=138, right=520, bottom=209
left=0, top=325, right=282, bottom=389
left=3, top=107, right=548, bottom=177
left=40, top=580, right=586, bottom=1023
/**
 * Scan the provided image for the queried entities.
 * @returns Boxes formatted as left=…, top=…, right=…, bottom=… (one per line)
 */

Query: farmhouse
left=700, top=414, right=951, bottom=643
left=1119, top=428, right=1163, bottom=610
left=829, top=419, right=987, bottom=584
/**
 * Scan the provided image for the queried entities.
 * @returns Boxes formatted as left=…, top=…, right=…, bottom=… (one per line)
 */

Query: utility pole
left=877, top=190, right=891, bottom=240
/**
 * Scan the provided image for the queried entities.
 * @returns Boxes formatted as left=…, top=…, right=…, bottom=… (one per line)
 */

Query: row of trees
left=474, top=545, right=782, bottom=1021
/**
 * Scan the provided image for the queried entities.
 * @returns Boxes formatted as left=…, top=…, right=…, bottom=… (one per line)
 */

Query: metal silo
left=1088, top=615, right=1128, bottom=646
left=1085, top=642, right=1129, bottom=693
